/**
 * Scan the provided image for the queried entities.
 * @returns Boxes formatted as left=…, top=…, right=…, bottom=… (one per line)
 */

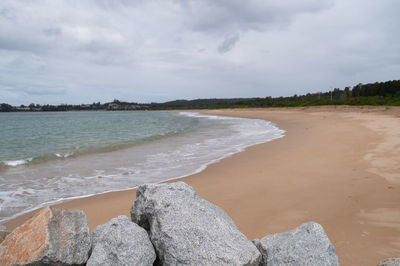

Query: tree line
left=230, top=80, right=400, bottom=108
left=1, top=80, right=399, bottom=112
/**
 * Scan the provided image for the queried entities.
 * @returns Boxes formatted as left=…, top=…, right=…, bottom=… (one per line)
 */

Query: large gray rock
left=87, top=215, right=156, bottom=266
left=253, top=222, right=339, bottom=266
left=0, top=207, right=91, bottom=265
left=131, top=182, right=261, bottom=265
left=378, top=258, right=400, bottom=266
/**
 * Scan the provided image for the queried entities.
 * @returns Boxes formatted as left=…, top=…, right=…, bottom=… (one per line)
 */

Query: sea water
left=0, top=111, right=284, bottom=223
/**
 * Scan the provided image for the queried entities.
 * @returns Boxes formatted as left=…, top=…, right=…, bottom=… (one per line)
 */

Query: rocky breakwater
left=0, top=182, right=342, bottom=265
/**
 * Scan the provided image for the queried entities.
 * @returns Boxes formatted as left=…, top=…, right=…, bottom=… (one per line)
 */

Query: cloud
left=217, top=33, right=240, bottom=53
left=0, top=0, right=399, bottom=105
left=180, top=0, right=334, bottom=33
left=43, top=27, right=61, bottom=37
left=26, top=87, right=66, bottom=96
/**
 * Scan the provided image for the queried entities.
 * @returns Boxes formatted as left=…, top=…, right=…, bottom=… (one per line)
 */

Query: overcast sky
left=0, top=0, right=399, bottom=105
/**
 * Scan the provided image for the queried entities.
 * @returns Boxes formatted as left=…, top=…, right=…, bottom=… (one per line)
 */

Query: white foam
left=3, top=158, right=32, bottom=166
left=179, top=111, right=239, bottom=120
left=55, top=152, right=74, bottom=158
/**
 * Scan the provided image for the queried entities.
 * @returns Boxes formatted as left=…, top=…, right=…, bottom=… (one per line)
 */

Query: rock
left=253, top=222, right=339, bottom=266
left=378, top=258, right=400, bottom=266
left=131, top=182, right=261, bottom=265
left=87, top=215, right=156, bottom=266
left=0, top=206, right=91, bottom=266
left=0, top=230, right=10, bottom=244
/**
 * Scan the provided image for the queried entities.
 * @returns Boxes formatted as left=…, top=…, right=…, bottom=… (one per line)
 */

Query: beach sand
left=4, top=106, right=400, bottom=265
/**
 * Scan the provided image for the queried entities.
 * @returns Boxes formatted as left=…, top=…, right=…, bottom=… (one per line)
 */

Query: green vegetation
left=230, top=80, right=400, bottom=108
left=232, top=96, right=400, bottom=108
left=1, top=80, right=399, bottom=112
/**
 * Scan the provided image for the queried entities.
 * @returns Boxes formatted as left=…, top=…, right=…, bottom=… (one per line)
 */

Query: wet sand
left=4, top=106, right=400, bottom=265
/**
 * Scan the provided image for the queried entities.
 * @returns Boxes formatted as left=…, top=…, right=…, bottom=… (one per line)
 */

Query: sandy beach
left=4, top=106, right=400, bottom=265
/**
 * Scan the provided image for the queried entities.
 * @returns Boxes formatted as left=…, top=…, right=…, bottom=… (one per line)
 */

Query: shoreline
left=0, top=111, right=284, bottom=225
left=3, top=106, right=400, bottom=265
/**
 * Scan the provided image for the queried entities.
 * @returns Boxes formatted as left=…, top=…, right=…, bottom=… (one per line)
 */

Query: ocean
left=0, top=111, right=284, bottom=223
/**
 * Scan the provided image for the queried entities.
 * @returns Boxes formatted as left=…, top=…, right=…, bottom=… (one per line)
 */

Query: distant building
left=16, top=107, right=30, bottom=111
left=107, top=103, right=119, bottom=110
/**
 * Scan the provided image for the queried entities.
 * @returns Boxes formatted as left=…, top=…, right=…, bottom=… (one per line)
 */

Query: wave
left=54, top=152, right=74, bottom=158
left=179, top=111, right=239, bottom=120
left=1, top=158, right=33, bottom=167
left=0, top=128, right=192, bottom=170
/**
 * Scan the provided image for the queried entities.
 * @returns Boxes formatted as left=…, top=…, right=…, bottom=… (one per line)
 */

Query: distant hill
left=151, top=98, right=252, bottom=109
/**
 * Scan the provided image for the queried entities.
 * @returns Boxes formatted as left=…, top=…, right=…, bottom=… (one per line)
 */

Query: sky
left=0, top=0, right=399, bottom=105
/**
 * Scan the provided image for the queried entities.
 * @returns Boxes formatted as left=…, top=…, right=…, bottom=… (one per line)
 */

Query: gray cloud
left=181, top=0, right=334, bottom=33
left=218, top=33, right=240, bottom=53
left=43, top=27, right=62, bottom=36
left=0, top=0, right=399, bottom=105
left=25, top=87, right=66, bottom=96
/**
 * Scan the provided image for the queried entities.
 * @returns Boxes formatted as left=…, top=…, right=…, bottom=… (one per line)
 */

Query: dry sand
left=4, top=106, right=400, bottom=265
